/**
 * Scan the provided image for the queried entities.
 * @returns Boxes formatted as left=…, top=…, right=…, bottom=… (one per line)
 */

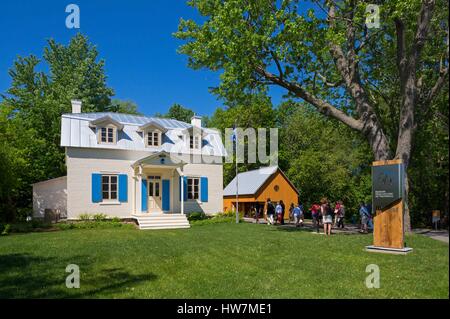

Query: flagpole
left=235, top=120, right=239, bottom=224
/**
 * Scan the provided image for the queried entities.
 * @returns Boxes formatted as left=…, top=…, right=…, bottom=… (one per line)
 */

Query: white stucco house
left=32, top=100, right=226, bottom=229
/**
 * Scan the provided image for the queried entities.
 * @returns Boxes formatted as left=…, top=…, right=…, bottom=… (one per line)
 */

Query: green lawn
left=0, top=222, right=448, bottom=298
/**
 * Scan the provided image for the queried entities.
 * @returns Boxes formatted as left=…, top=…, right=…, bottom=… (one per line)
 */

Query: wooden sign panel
left=371, top=159, right=405, bottom=249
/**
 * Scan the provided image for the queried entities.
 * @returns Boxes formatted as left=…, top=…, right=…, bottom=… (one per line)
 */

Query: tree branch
left=316, top=73, right=344, bottom=87
left=270, top=50, right=283, bottom=81
left=412, top=0, right=436, bottom=60
left=395, top=17, right=407, bottom=84
left=254, top=65, right=364, bottom=131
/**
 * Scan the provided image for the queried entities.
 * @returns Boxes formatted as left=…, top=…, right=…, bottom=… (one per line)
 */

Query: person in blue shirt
left=292, top=204, right=302, bottom=227
left=359, top=202, right=370, bottom=233
left=365, top=202, right=374, bottom=231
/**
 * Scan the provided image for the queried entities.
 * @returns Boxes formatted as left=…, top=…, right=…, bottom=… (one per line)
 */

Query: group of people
left=252, top=198, right=373, bottom=235
left=309, top=198, right=346, bottom=235
left=259, top=198, right=346, bottom=235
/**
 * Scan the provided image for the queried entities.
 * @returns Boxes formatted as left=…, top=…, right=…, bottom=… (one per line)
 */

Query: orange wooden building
left=223, top=166, right=299, bottom=219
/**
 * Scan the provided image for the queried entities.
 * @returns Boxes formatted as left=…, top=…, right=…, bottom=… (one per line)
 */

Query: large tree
left=175, top=0, right=449, bottom=230
left=0, top=34, right=115, bottom=220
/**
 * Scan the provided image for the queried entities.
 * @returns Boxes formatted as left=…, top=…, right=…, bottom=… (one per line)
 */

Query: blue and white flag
left=231, top=123, right=237, bottom=143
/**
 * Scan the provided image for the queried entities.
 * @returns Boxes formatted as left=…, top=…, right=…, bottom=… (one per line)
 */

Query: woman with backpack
left=321, top=198, right=332, bottom=235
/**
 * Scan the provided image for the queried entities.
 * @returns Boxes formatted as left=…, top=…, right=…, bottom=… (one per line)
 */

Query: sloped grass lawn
left=0, top=222, right=448, bottom=298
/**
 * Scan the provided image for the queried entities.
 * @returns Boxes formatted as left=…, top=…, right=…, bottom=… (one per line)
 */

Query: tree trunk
left=403, top=170, right=412, bottom=233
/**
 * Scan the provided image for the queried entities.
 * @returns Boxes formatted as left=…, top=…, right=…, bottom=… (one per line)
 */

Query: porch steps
left=133, top=213, right=190, bottom=230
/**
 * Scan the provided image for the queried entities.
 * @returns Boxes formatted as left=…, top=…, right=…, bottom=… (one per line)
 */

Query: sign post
left=366, top=159, right=413, bottom=254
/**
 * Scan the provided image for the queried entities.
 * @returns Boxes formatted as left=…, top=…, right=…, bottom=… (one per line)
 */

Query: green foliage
left=190, top=212, right=242, bottom=226
left=187, top=212, right=207, bottom=221
left=0, top=224, right=11, bottom=236
left=176, top=0, right=449, bottom=226
left=279, top=102, right=373, bottom=215
left=208, top=93, right=277, bottom=185
left=111, top=217, right=121, bottom=223
left=92, top=213, right=108, bottom=222
left=78, top=213, right=91, bottom=221
left=0, top=33, right=115, bottom=222
left=155, top=103, right=195, bottom=123
left=108, top=99, right=141, bottom=115
left=55, top=220, right=133, bottom=231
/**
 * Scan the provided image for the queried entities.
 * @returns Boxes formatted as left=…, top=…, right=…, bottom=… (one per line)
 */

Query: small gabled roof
left=137, top=120, right=168, bottom=133
left=223, top=166, right=299, bottom=196
left=182, top=126, right=208, bottom=137
left=132, top=151, right=187, bottom=167
left=88, top=115, right=124, bottom=130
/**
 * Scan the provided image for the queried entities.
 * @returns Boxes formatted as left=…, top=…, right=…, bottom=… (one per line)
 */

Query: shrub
left=187, top=212, right=207, bottom=221
left=55, top=221, right=134, bottom=230
left=93, top=213, right=108, bottom=222
left=31, top=219, right=52, bottom=229
left=9, top=223, right=33, bottom=233
left=190, top=216, right=238, bottom=226
left=111, top=217, right=121, bottom=223
left=78, top=213, right=91, bottom=221
left=215, top=211, right=244, bottom=219
left=1, top=224, right=11, bottom=236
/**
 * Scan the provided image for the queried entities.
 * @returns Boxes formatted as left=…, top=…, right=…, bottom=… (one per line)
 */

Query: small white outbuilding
left=32, top=176, right=67, bottom=219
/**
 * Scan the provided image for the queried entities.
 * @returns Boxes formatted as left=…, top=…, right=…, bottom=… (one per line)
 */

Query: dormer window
left=147, top=131, right=161, bottom=147
left=190, top=135, right=201, bottom=149
left=138, top=120, right=167, bottom=148
left=101, top=127, right=115, bottom=143
left=89, top=115, right=123, bottom=145
left=98, top=125, right=117, bottom=144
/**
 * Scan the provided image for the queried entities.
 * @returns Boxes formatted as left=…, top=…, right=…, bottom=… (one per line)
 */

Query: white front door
left=148, top=176, right=162, bottom=212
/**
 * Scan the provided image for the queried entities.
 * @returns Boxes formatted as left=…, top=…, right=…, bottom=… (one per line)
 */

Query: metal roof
left=60, top=112, right=226, bottom=157
left=223, top=166, right=279, bottom=196
left=63, top=112, right=191, bottom=129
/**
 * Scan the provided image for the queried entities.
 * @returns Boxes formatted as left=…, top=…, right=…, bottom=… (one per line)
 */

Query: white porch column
left=132, top=166, right=136, bottom=214
left=171, top=168, right=174, bottom=214
left=180, top=172, right=184, bottom=215
left=176, top=166, right=185, bottom=215
left=137, top=165, right=143, bottom=213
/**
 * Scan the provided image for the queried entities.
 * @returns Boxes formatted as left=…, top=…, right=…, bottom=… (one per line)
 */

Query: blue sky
left=0, top=0, right=288, bottom=117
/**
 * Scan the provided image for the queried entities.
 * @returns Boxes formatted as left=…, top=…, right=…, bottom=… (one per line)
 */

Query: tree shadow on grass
left=270, top=224, right=361, bottom=236
left=0, top=253, right=156, bottom=298
left=269, top=224, right=317, bottom=233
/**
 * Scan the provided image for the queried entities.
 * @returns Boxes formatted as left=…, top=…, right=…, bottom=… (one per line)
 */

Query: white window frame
left=98, top=125, right=117, bottom=144
left=101, top=174, right=118, bottom=202
left=186, top=177, right=200, bottom=201
left=146, top=130, right=162, bottom=147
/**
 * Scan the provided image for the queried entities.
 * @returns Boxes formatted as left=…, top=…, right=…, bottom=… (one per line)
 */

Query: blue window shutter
left=179, top=176, right=188, bottom=201
left=162, top=180, right=170, bottom=211
left=118, top=174, right=128, bottom=202
left=201, top=176, right=208, bottom=202
left=141, top=179, right=147, bottom=212
left=183, top=176, right=188, bottom=201
left=92, top=173, right=102, bottom=203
